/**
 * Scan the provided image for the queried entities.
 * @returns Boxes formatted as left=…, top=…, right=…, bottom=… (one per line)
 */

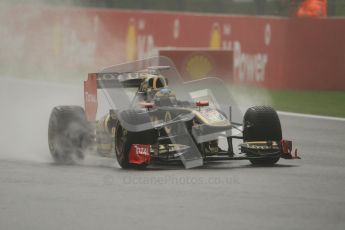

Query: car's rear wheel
left=243, top=106, right=282, bottom=165
left=48, top=106, right=92, bottom=163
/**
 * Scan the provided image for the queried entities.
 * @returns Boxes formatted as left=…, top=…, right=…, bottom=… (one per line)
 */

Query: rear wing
left=84, top=72, right=143, bottom=121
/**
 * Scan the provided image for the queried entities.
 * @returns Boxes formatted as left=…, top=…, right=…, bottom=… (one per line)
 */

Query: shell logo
left=126, top=19, right=137, bottom=61
left=186, top=55, right=212, bottom=79
left=209, top=23, right=221, bottom=48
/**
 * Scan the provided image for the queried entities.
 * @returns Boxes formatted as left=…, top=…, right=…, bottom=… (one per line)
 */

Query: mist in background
left=0, top=0, right=125, bottom=82
left=0, top=0, right=91, bottom=163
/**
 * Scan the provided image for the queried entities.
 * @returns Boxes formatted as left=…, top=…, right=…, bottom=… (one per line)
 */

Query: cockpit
left=137, top=75, right=177, bottom=106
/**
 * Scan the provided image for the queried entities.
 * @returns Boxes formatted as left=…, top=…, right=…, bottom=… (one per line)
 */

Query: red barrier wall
left=1, top=5, right=344, bottom=90
left=284, top=18, right=345, bottom=90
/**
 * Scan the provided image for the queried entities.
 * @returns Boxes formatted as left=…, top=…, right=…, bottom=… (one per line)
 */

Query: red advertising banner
left=0, top=5, right=344, bottom=90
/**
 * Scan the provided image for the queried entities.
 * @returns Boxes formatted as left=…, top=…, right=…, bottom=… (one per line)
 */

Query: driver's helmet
left=140, top=75, right=167, bottom=93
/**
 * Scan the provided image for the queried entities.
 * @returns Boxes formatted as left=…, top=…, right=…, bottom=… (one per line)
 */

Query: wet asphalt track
left=0, top=79, right=345, bottom=230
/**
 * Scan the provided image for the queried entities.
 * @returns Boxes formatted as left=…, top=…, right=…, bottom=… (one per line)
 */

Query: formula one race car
left=48, top=57, right=299, bottom=169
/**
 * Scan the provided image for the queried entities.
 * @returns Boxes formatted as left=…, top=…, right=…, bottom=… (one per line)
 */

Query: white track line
left=277, top=111, right=345, bottom=122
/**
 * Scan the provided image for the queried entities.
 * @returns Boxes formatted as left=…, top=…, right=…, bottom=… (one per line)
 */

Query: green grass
left=228, top=85, right=345, bottom=118
left=269, top=90, right=345, bottom=118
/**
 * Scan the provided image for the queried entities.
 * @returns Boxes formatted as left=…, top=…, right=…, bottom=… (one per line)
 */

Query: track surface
left=0, top=79, right=345, bottom=230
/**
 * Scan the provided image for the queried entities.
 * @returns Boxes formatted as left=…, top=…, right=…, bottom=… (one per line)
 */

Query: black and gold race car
left=48, top=57, right=299, bottom=169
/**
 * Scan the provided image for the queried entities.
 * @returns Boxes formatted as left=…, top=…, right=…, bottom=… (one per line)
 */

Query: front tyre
left=243, top=106, right=282, bottom=165
left=114, top=110, right=156, bottom=169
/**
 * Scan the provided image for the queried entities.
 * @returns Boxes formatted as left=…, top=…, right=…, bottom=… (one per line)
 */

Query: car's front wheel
left=114, top=110, right=157, bottom=169
left=243, top=106, right=282, bottom=165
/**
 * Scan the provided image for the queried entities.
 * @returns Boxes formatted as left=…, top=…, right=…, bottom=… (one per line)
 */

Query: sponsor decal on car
left=129, top=144, right=151, bottom=165
left=200, top=108, right=226, bottom=122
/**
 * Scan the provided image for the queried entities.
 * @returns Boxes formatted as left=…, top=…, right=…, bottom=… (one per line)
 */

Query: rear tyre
left=48, top=106, right=92, bottom=163
left=243, top=106, right=282, bottom=165
left=114, top=110, right=157, bottom=169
